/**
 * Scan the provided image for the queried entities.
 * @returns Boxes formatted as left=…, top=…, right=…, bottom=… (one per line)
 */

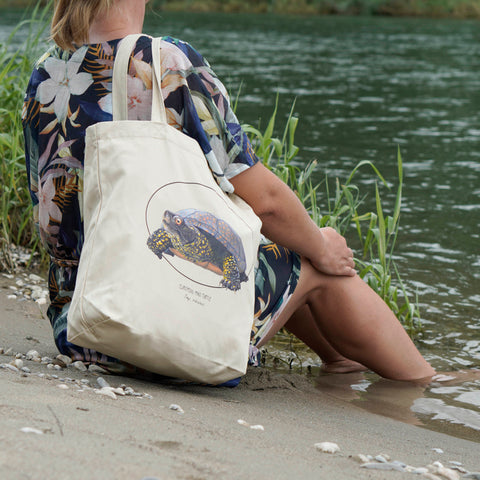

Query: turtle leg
left=147, top=229, right=172, bottom=260
left=220, top=254, right=242, bottom=291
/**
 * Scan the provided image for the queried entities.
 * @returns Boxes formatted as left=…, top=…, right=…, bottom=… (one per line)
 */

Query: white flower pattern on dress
left=38, top=175, right=62, bottom=233
left=36, top=47, right=93, bottom=121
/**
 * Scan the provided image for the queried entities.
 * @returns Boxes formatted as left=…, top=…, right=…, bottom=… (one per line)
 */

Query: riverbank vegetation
left=154, top=0, right=480, bottom=18
left=0, top=6, right=423, bottom=335
left=1, top=0, right=480, bottom=18
left=0, top=3, right=50, bottom=271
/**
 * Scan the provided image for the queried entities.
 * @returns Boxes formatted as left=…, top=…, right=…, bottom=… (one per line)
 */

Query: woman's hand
left=310, top=227, right=356, bottom=277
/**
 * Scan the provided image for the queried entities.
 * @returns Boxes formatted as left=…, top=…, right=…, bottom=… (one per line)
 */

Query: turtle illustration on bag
left=147, top=208, right=248, bottom=291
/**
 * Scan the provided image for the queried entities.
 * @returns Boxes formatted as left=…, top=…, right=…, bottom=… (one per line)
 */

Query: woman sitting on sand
left=22, top=0, right=436, bottom=382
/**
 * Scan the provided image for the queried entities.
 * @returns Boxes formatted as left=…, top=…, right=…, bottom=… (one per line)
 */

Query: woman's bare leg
left=257, top=257, right=435, bottom=381
left=284, top=305, right=367, bottom=373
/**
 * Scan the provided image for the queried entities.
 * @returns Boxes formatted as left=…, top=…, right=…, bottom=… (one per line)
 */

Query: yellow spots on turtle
left=147, top=208, right=247, bottom=291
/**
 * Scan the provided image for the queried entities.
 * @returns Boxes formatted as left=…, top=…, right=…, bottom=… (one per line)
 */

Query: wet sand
left=1, top=274, right=479, bottom=480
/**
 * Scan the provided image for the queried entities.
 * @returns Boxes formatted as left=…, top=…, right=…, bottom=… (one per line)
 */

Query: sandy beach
left=1, top=272, right=479, bottom=480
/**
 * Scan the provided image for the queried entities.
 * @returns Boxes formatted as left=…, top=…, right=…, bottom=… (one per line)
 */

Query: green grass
left=0, top=5, right=422, bottom=337
left=244, top=99, right=423, bottom=337
left=0, top=3, right=51, bottom=270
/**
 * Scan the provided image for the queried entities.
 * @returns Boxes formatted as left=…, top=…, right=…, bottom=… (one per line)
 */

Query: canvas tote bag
left=67, top=35, right=262, bottom=384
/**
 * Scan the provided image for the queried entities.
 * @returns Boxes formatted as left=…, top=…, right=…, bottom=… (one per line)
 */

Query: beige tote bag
left=67, top=35, right=262, bottom=384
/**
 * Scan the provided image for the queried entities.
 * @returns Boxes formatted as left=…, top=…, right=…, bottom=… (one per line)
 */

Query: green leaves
left=0, top=2, right=51, bottom=270
left=245, top=100, right=423, bottom=337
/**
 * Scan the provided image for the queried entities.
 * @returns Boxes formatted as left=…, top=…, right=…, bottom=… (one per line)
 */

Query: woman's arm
left=160, top=39, right=353, bottom=277
left=230, top=162, right=356, bottom=277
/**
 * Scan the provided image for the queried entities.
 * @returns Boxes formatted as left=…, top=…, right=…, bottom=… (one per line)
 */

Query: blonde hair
left=51, top=0, right=113, bottom=50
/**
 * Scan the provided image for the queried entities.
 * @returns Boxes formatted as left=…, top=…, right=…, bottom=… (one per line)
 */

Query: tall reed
left=0, top=3, right=50, bottom=270
left=244, top=99, right=423, bottom=336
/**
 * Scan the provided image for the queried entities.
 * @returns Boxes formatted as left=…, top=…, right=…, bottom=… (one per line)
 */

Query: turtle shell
left=175, top=208, right=247, bottom=273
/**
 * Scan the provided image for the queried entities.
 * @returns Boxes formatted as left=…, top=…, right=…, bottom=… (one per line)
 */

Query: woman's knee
left=298, top=257, right=332, bottom=296
left=299, top=256, right=356, bottom=304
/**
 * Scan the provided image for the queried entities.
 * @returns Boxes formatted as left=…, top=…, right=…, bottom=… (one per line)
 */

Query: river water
left=1, top=10, right=479, bottom=441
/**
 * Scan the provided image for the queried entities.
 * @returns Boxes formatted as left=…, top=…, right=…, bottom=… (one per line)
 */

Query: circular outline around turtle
left=145, top=181, right=254, bottom=290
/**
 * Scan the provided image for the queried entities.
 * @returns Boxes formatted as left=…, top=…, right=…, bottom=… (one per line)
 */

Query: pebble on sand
left=352, top=454, right=372, bottom=464
left=56, top=354, right=72, bottom=367
left=427, top=462, right=461, bottom=480
left=72, top=361, right=87, bottom=372
left=96, top=377, right=111, bottom=389
left=25, top=350, right=40, bottom=360
left=3, top=363, right=19, bottom=372
left=13, top=359, right=23, bottom=369
left=314, top=442, right=340, bottom=454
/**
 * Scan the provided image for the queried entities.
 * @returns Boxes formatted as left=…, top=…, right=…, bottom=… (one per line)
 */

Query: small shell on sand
left=95, top=387, right=117, bottom=400
left=20, top=427, right=44, bottom=435
left=361, top=462, right=405, bottom=472
left=237, top=419, right=264, bottom=431
left=314, top=442, right=340, bottom=454
left=169, top=404, right=184, bottom=414
left=250, top=424, right=265, bottom=431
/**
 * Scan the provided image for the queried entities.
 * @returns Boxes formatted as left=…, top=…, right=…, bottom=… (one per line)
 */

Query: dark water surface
left=1, top=10, right=479, bottom=441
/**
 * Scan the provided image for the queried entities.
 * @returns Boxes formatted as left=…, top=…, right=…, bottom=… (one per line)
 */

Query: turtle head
left=162, top=210, right=197, bottom=244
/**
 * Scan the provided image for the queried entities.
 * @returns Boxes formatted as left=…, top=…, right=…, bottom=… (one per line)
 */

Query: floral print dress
left=22, top=35, right=300, bottom=372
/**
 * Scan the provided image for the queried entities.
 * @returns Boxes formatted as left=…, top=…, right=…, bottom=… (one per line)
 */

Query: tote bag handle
left=112, top=34, right=166, bottom=123
left=111, top=34, right=235, bottom=194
